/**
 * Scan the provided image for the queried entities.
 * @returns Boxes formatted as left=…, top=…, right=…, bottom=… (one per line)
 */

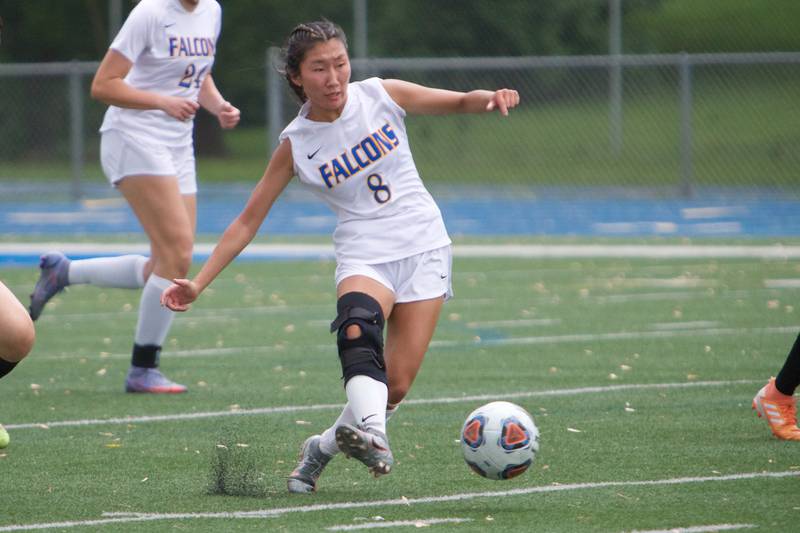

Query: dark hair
left=280, top=20, right=348, bottom=103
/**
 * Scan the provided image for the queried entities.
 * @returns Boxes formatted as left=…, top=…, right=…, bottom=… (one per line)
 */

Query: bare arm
left=381, top=79, right=519, bottom=116
left=90, top=48, right=199, bottom=121
left=199, top=74, right=241, bottom=129
left=161, top=140, right=295, bottom=311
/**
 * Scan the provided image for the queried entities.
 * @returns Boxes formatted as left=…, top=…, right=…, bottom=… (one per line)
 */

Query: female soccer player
left=753, top=333, right=800, bottom=441
left=161, top=19, right=519, bottom=491
left=1, top=280, right=36, bottom=447
left=28, top=0, right=239, bottom=393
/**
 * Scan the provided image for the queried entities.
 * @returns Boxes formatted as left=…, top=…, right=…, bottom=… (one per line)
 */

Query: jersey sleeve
left=365, top=77, right=407, bottom=118
left=213, top=1, right=222, bottom=41
left=277, top=130, right=299, bottom=177
left=109, top=1, right=156, bottom=63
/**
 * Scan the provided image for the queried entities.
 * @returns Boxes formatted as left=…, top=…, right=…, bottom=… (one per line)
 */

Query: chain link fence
left=1, top=52, right=798, bottom=200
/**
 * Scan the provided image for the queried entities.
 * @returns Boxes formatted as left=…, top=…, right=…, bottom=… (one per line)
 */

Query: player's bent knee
left=345, top=323, right=362, bottom=340
left=172, top=242, right=194, bottom=276
left=388, top=385, right=410, bottom=406
left=1, top=313, right=35, bottom=362
left=17, top=324, right=35, bottom=361
left=331, top=292, right=386, bottom=385
left=154, top=230, right=193, bottom=271
left=154, top=244, right=192, bottom=278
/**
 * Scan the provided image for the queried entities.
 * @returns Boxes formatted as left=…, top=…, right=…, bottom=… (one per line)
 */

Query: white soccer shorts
left=100, top=129, right=197, bottom=194
left=335, top=245, right=453, bottom=303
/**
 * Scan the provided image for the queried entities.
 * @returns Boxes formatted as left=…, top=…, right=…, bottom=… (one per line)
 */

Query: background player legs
left=118, top=175, right=195, bottom=393
left=119, top=175, right=196, bottom=280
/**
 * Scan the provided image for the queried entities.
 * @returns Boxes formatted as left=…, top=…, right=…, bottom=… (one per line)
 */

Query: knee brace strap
left=331, top=292, right=386, bottom=385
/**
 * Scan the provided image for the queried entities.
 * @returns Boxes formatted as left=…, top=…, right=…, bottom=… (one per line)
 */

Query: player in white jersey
left=28, top=0, right=240, bottom=394
left=1, top=280, right=36, bottom=448
left=160, top=20, right=519, bottom=491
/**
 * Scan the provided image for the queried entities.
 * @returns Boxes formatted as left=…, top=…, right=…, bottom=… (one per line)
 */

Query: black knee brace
left=330, top=291, right=386, bottom=385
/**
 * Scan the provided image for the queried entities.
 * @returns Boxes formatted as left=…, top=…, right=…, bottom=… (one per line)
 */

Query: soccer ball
left=461, top=401, right=539, bottom=480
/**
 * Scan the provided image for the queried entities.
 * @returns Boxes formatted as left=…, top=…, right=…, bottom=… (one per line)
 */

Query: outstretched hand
left=485, top=89, right=520, bottom=116
left=217, top=101, right=241, bottom=129
left=161, top=278, right=199, bottom=312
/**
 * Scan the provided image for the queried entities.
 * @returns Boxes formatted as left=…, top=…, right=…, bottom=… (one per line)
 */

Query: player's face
left=296, top=39, right=351, bottom=121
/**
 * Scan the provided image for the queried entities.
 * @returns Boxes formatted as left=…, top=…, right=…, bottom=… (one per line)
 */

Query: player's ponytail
left=279, top=19, right=348, bottom=103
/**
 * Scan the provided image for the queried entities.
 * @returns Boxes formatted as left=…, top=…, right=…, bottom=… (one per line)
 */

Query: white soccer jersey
left=279, top=78, right=451, bottom=265
left=99, top=0, right=221, bottom=146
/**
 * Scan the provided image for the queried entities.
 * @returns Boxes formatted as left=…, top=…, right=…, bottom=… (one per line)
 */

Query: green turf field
left=1, top=251, right=799, bottom=531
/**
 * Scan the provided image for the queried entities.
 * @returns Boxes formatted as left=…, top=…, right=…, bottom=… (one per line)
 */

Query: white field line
left=4, top=379, right=758, bottom=431
left=682, top=206, right=749, bottom=220
left=5, top=242, right=800, bottom=259
left=613, top=278, right=718, bottom=288
left=32, top=304, right=327, bottom=323
left=431, top=325, right=800, bottom=348
left=764, top=279, right=800, bottom=288
left=32, top=297, right=497, bottom=324
left=35, top=343, right=320, bottom=362
left=466, top=318, right=561, bottom=328
left=326, top=518, right=473, bottom=531
left=463, top=260, right=790, bottom=278
left=0, top=471, right=794, bottom=532
left=648, top=321, right=721, bottom=330
left=25, top=282, right=780, bottom=327
left=33, top=324, right=800, bottom=362
left=629, top=524, right=756, bottom=533
left=594, top=291, right=702, bottom=303
left=593, top=288, right=778, bottom=304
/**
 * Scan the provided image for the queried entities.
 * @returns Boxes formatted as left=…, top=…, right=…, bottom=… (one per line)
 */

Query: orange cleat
left=752, top=377, right=800, bottom=441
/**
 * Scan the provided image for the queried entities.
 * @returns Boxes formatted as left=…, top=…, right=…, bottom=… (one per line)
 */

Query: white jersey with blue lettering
left=279, top=77, right=452, bottom=265
left=99, top=0, right=221, bottom=146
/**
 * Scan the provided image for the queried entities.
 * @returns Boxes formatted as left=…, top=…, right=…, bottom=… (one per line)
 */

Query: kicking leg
left=331, top=276, right=395, bottom=476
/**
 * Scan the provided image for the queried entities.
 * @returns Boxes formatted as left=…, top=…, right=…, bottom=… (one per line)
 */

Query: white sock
left=134, top=274, right=174, bottom=346
left=318, top=403, right=354, bottom=457
left=68, top=255, right=147, bottom=288
left=345, top=375, right=388, bottom=435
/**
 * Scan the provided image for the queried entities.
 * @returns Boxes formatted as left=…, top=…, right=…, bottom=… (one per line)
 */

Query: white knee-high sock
left=345, top=375, right=388, bottom=436
left=319, top=403, right=355, bottom=457
left=134, top=274, right=174, bottom=348
left=68, top=255, right=147, bottom=288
